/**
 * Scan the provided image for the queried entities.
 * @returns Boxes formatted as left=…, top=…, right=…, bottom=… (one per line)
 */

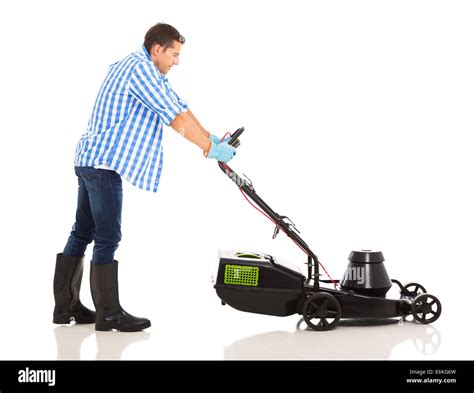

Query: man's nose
left=174, top=57, right=179, bottom=66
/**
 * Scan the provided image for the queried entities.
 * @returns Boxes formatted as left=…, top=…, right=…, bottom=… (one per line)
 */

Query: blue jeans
left=63, top=166, right=123, bottom=264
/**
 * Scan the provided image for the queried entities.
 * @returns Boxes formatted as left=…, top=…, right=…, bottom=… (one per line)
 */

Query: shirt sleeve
left=128, top=61, right=188, bottom=126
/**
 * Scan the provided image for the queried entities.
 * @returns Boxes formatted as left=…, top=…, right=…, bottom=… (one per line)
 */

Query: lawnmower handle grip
left=228, top=127, right=244, bottom=148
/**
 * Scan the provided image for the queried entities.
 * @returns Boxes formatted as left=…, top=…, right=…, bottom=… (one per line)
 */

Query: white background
left=0, top=0, right=473, bottom=360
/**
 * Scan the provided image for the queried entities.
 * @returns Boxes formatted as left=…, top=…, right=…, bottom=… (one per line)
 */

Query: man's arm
left=170, top=110, right=212, bottom=155
left=187, top=109, right=211, bottom=138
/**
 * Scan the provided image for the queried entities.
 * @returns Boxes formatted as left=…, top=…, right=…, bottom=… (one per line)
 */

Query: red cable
left=234, top=181, right=339, bottom=287
left=221, top=132, right=232, bottom=142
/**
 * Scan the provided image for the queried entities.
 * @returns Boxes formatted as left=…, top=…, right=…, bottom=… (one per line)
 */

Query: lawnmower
left=213, top=127, right=442, bottom=331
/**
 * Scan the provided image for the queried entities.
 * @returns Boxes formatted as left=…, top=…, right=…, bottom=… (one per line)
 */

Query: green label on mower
left=224, top=265, right=259, bottom=286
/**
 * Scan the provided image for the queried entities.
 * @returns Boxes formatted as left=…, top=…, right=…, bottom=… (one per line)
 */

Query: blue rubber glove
left=210, top=134, right=231, bottom=145
left=207, top=141, right=237, bottom=163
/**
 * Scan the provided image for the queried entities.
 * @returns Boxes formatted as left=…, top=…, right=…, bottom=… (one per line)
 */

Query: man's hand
left=206, top=141, right=237, bottom=163
left=209, top=134, right=231, bottom=145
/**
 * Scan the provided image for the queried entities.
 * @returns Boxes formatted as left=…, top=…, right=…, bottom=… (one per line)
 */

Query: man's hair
left=144, top=23, right=185, bottom=53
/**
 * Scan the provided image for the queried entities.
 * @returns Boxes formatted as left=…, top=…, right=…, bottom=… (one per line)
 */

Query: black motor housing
left=340, top=250, right=392, bottom=297
left=214, top=251, right=305, bottom=316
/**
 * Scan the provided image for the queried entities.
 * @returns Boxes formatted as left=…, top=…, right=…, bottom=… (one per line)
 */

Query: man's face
left=151, top=41, right=182, bottom=75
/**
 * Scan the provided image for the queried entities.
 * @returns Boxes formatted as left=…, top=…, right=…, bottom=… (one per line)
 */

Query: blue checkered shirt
left=74, top=45, right=188, bottom=192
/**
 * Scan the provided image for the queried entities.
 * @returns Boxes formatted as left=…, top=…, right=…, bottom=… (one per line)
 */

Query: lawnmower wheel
left=401, top=282, right=427, bottom=298
left=411, top=293, right=442, bottom=324
left=303, top=292, right=341, bottom=331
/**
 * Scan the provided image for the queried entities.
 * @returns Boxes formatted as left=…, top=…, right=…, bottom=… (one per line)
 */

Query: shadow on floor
left=54, top=324, right=150, bottom=359
left=224, top=317, right=441, bottom=359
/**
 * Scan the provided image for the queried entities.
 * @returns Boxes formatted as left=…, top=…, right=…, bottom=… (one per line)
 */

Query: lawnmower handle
left=228, top=127, right=244, bottom=148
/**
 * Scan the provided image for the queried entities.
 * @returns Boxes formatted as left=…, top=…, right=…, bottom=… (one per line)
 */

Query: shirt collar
left=139, top=45, right=152, bottom=61
left=137, top=45, right=169, bottom=81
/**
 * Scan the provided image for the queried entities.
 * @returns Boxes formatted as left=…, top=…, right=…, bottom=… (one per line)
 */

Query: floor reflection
left=225, top=318, right=441, bottom=359
left=95, top=329, right=150, bottom=360
left=54, top=324, right=150, bottom=360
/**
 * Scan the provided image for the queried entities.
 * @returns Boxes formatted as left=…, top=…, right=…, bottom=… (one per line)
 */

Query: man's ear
left=152, top=43, right=163, bottom=55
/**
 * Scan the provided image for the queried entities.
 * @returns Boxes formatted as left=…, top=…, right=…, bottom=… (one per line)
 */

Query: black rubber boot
left=90, top=261, right=151, bottom=332
left=53, top=253, right=96, bottom=324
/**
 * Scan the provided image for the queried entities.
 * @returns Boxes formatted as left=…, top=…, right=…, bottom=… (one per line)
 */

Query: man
left=53, top=23, right=236, bottom=332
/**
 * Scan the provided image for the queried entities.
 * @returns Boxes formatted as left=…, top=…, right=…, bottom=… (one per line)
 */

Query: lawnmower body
left=214, top=250, right=412, bottom=320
